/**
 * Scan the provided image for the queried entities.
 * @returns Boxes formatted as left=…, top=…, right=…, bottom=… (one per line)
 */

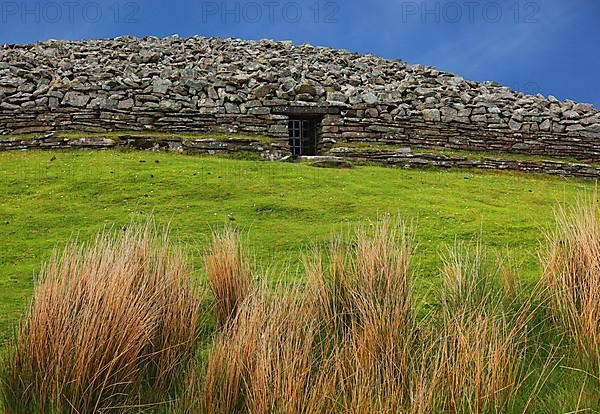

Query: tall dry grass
left=320, top=218, right=418, bottom=413
left=0, top=224, right=202, bottom=413
left=431, top=243, right=540, bottom=413
left=542, top=198, right=600, bottom=380
left=204, top=227, right=251, bottom=328
left=6, top=205, right=592, bottom=413
left=181, top=217, right=416, bottom=413
left=204, top=288, right=327, bottom=414
left=178, top=217, right=553, bottom=413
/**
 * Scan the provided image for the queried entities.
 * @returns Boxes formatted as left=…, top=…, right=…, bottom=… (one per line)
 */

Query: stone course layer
left=0, top=134, right=289, bottom=161
left=0, top=35, right=598, bottom=162
left=1, top=134, right=598, bottom=179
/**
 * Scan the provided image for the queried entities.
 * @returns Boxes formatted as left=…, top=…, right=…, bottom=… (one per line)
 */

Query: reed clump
left=1, top=224, right=202, bottom=413
left=5, top=202, right=597, bottom=412
left=542, top=199, right=600, bottom=380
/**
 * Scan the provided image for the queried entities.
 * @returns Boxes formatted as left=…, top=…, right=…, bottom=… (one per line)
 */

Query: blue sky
left=0, top=0, right=598, bottom=108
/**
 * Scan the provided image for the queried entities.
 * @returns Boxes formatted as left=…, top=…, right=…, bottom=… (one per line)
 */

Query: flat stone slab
left=303, top=156, right=354, bottom=169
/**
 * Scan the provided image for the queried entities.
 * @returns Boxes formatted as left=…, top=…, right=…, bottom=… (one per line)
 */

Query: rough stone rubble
left=0, top=34, right=598, bottom=161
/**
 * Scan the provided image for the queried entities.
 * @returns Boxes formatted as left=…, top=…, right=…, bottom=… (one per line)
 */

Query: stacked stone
left=1, top=133, right=597, bottom=179
left=0, top=35, right=598, bottom=160
left=330, top=147, right=600, bottom=179
left=0, top=134, right=289, bottom=160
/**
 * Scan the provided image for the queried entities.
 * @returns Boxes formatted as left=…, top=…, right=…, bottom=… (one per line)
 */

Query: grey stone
left=224, top=102, right=240, bottom=114
left=563, top=110, right=580, bottom=120
left=140, top=50, right=162, bottom=63
left=415, top=87, right=436, bottom=97
left=279, top=77, right=296, bottom=92
left=294, top=93, right=313, bottom=102
left=365, top=107, right=379, bottom=117
left=295, top=80, right=320, bottom=96
left=152, top=79, right=171, bottom=94
left=508, top=119, right=522, bottom=131
left=253, top=84, right=273, bottom=99
left=348, top=94, right=362, bottom=105
left=458, top=108, right=472, bottom=118
left=422, top=109, right=441, bottom=122
left=160, top=100, right=182, bottom=111
left=248, top=107, right=270, bottom=115
left=327, top=91, right=347, bottom=103
left=573, top=103, right=595, bottom=113
left=441, top=107, right=459, bottom=122
left=581, top=113, right=600, bottom=125
left=539, top=119, right=551, bottom=131
left=90, top=97, right=118, bottom=110
left=309, top=157, right=353, bottom=169
left=62, top=91, right=89, bottom=107
left=183, top=79, right=207, bottom=90
left=566, top=124, right=585, bottom=132
left=118, top=98, right=135, bottom=110
left=361, top=92, right=378, bottom=105
left=585, top=124, right=600, bottom=133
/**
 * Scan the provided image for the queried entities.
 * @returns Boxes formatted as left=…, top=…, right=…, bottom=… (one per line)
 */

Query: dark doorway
left=288, top=118, right=318, bottom=157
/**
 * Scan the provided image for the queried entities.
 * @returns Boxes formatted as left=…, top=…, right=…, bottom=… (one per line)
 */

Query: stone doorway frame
left=273, top=105, right=341, bottom=158
left=288, top=117, right=318, bottom=157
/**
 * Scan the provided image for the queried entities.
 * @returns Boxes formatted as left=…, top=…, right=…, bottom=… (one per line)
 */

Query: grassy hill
left=0, top=149, right=599, bottom=412
left=0, top=149, right=594, bottom=341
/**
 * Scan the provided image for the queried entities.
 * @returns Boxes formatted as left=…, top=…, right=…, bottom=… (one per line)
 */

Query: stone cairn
left=0, top=35, right=598, bottom=176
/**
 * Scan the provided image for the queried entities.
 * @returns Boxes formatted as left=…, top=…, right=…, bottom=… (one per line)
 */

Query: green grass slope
left=0, top=150, right=595, bottom=341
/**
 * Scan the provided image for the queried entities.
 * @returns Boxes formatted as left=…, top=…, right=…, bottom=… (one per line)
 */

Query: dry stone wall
left=2, top=133, right=597, bottom=179
left=0, top=35, right=599, bottom=161
left=329, top=147, right=600, bottom=179
left=0, top=134, right=289, bottom=160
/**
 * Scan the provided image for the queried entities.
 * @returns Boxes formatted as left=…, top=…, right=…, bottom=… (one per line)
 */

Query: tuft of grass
left=332, top=217, right=417, bottom=412
left=0, top=223, right=202, bottom=413
left=431, top=243, right=545, bottom=413
left=181, top=217, right=553, bottom=412
left=180, top=216, right=416, bottom=413
left=204, top=226, right=252, bottom=328
left=210, top=288, right=324, bottom=414
left=542, top=197, right=600, bottom=381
